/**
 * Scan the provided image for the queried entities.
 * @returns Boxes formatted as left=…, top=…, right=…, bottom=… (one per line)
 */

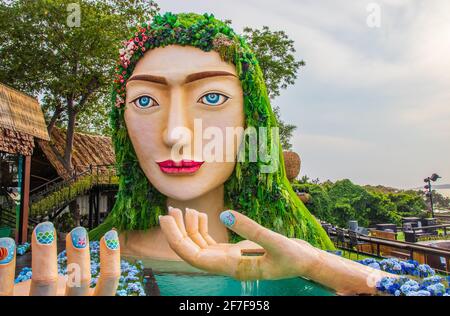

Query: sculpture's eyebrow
left=127, top=71, right=236, bottom=85
left=185, top=71, right=237, bottom=83
left=127, top=74, right=168, bottom=85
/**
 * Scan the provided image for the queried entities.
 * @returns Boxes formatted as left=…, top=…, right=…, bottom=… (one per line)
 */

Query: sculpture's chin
left=150, top=183, right=207, bottom=202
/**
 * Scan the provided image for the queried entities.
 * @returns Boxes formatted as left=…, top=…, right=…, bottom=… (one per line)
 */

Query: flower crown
left=113, top=12, right=252, bottom=109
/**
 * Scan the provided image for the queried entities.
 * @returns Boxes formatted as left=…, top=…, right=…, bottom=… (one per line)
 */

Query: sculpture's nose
left=163, top=87, right=192, bottom=150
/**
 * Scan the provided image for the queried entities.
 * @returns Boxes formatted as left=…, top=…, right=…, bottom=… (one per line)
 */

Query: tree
left=244, top=26, right=305, bottom=150
left=272, top=105, right=296, bottom=150
left=75, top=94, right=112, bottom=136
left=0, top=0, right=159, bottom=172
left=243, top=26, right=304, bottom=99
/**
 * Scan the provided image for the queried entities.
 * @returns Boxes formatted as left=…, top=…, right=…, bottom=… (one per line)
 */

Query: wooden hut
left=30, top=127, right=117, bottom=229
left=0, top=83, right=49, bottom=243
left=33, top=127, right=115, bottom=186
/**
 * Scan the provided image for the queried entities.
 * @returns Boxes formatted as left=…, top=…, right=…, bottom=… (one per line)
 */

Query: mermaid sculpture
left=0, top=13, right=394, bottom=296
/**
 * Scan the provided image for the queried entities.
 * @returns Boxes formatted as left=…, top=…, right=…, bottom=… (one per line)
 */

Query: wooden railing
left=327, top=227, right=450, bottom=274
left=28, top=164, right=117, bottom=225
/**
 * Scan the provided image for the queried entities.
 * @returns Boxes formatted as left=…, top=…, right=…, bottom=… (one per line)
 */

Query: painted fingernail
left=105, top=230, right=119, bottom=250
left=35, top=222, right=55, bottom=245
left=220, top=211, right=236, bottom=227
left=0, top=238, right=15, bottom=264
left=71, top=227, right=88, bottom=249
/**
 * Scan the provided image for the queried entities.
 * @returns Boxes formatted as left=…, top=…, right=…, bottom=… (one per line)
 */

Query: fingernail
left=0, top=238, right=15, bottom=264
left=220, top=211, right=236, bottom=227
left=35, top=222, right=55, bottom=245
left=168, top=206, right=174, bottom=211
left=105, top=230, right=119, bottom=250
left=70, top=227, right=88, bottom=249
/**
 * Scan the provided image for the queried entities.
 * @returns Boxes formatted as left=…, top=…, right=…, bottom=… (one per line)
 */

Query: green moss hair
left=89, top=12, right=334, bottom=250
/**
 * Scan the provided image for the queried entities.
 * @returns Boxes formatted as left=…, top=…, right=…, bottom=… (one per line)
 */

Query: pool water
left=154, top=273, right=335, bottom=296
left=136, top=258, right=335, bottom=296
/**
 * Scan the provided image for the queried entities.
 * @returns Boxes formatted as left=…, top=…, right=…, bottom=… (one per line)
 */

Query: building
left=0, top=83, right=49, bottom=243
left=30, top=127, right=117, bottom=230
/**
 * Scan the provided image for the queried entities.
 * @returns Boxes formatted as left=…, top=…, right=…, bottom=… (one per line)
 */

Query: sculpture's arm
left=291, top=239, right=394, bottom=295
left=160, top=209, right=396, bottom=296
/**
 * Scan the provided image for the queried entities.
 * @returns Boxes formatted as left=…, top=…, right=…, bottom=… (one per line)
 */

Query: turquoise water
left=154, top=273, right=335, bottom=296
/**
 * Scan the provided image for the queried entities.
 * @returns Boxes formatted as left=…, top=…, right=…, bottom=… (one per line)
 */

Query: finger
left=93, top=230, right=120, bottom=296
left=65, top=227, right=91, bottom=296
left=0, top=238, right=16, bottom=296
left=198, top=212, right=217, bottom=245
left=168, top=206, right=188, bottom=237
left=30, top=222, right=58, bottom=296
left=160, top=215, right=235, bottom=275
left=185, top=208, right=209, bottom=248
left=219, top=210, right=290, bottom=253
left=159, top=215, right=201, bottom=263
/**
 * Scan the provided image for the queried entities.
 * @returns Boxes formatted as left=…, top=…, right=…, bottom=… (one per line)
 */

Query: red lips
left=157, top=160, right=204, bottom=174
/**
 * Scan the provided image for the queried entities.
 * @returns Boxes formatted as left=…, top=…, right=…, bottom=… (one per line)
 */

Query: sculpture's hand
left=159, top=208, right=320, bottom=281
left=160, top=209, right=395, bottom=295
left=0, top=223, right=120, bottom=296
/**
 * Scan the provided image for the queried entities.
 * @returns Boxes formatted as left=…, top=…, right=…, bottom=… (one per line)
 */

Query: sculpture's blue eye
left=199, top=93, right=229, bottom=106
left=132, top=95, right=158, bottom=108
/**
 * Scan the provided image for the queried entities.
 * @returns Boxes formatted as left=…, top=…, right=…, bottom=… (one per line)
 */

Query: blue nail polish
left=71, top=227, right=88, bottom=249
left=35, top=222, right=55, bottom=245
left=220, top=211, right=236, bottom=227
left=105, top=230, right=119, bottom=250
left=0, top=238, right=15, bottom=264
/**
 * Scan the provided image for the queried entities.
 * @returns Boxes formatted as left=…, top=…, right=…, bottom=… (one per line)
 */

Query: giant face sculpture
left=125, top=45, right=244, bottom=201
left=92, top=12, right=334, bottom=253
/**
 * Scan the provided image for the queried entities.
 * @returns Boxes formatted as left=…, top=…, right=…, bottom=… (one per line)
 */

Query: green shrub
left=293, top=179, right=427, bottom=228
left=31, top=176, right=94, bottom=217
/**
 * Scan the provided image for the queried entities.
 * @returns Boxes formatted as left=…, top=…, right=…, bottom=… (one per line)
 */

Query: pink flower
left=115, top=96, right=124, bottom=108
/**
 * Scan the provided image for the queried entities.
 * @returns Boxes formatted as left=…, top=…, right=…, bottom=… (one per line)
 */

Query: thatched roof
left=0, top=83, right=49, bottom=155
left=38, top=128, right=115, bottom=179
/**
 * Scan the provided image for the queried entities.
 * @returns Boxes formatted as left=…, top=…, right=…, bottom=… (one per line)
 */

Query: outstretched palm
left=159, top=208, right=320, bottom=281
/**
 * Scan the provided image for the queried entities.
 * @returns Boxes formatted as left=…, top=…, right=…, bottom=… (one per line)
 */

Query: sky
left=157, top=0, right=450, bottom=189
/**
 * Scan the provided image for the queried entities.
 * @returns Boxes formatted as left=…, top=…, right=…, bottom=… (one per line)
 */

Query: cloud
left=158, top=0, right=450, bottom=188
